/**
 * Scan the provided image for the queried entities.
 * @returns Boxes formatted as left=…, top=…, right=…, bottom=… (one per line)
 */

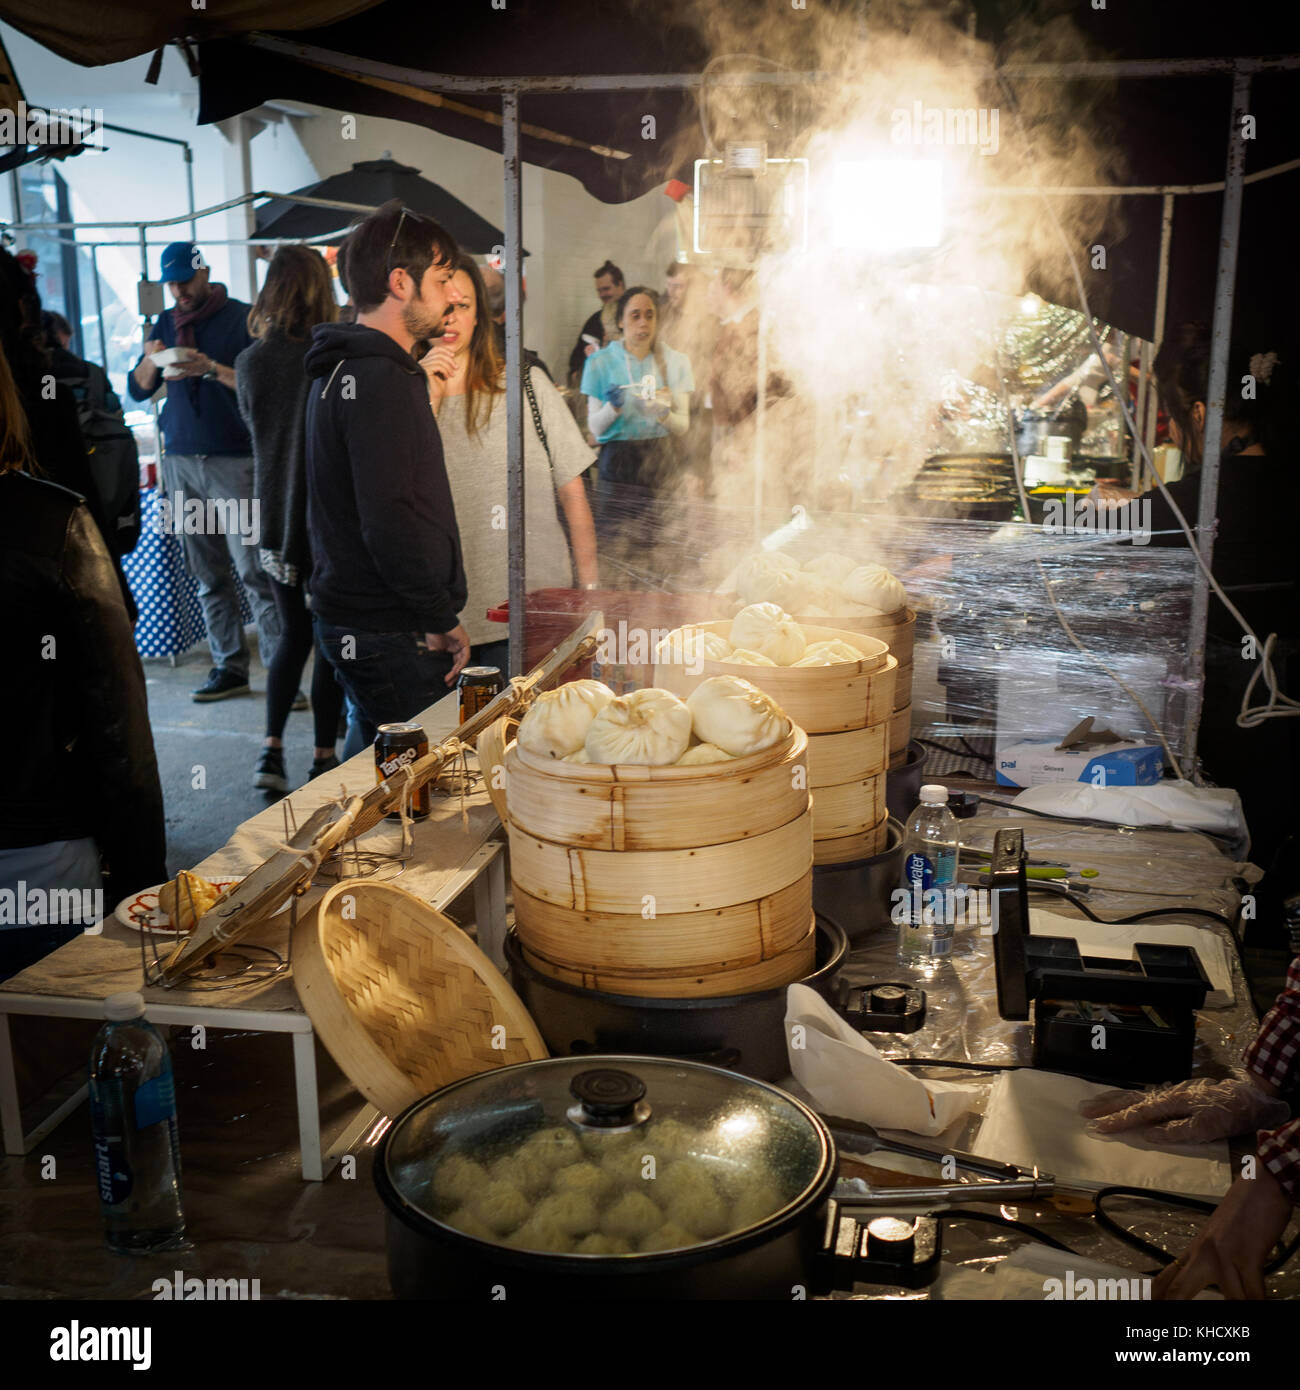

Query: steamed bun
left=584, top=688, right=692, bottom=766
left=686, top=677, right=790, bottom=758
left=600, top=1191, right=663, bottom=1241
left=802, top=552, right=858, bottom=587
left=431, top=1152, right=487, bottom=1205
left=729, top=603, right=806, bottom=666
left=655, top=626, right=732, bottom=667
left=517, top=680, right=615, bottom=759
left=792, top=639, right=868, bottom=666
left=674, top=742, right=734, bottom=766
left=468, top=1179, right=532, bottom=1235
left=842, top=564, right=906, bottom=615
left=725, top=648, right=777, bottom=667
left=735, top=551, right=804, bottom=609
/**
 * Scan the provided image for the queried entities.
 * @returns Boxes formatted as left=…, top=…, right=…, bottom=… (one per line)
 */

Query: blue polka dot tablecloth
left=123, top=488, right=254, bottom=659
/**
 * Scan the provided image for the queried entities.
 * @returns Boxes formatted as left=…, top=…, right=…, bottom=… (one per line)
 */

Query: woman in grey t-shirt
left=422, top=256, right=599, bottom=667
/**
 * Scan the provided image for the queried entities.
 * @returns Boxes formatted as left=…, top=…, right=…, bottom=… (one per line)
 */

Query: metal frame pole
left=503, top=90, right=526, bottom=677
left=89, top=243, right=108, bottom=366
left=1181, top=72, right=1251, bottom=778
left=1145, top=191, right=1176, bottom=480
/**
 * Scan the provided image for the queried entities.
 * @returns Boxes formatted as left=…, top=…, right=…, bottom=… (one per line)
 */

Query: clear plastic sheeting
left=809, top=805, right=1300, bottom=1299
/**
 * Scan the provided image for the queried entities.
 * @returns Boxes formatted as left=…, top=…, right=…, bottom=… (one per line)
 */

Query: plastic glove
left=602, top=385, right=624, bottom=409
left=1079, top=1077, right=1290, bottom=1146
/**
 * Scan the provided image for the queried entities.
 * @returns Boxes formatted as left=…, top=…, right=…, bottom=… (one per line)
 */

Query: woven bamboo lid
left=294, top=880, right=547, bottom=1117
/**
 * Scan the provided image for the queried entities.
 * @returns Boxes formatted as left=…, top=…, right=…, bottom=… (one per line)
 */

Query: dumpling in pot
left=533, top=1190, right=598, bottom=1237
left=430, top=1152, right=487, bottom=1205
left=468, top=1179, right=531, bottom=1235
left=507, top=1215, right=575, bottom=1254
left=652, top=1159, right=720, bottom=1207
left=520, top=1126, right=584, bottom=1170
left=666, top=1186, right=730, bottom=1239
left=642, top=1118, right=700, bottom=1160
left=729, top=602, right=806, bottom=666
left=639, top=1222, right=696, bottom=1253
left=444, top=1205, right=497, bottom=1241
left=553, top=1161, right=615, bottom=1203
left=600, top=1145, right=655, bottom=1187
left=517, top=680, right=616, bottom=759
left=600, top=1191, right=663, bottom=1241
left=489, top=1150, right=552, bottom=1198
left=731, top=1183, right=787, bottom=1228
left=575, top=1232, right=633, bottom=1255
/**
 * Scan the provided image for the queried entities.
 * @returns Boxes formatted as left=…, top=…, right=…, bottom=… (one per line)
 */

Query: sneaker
left=254, top=747, right=290, bottom=793
left=291, top=690, right=309, bottom=712
left=309, top=754, right=341, bottom=781
left=193, top=667, right=250, bottom=702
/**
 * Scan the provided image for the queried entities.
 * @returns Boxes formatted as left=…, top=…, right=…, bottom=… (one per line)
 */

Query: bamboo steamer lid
left=294, top=880, right=547, bottom=1117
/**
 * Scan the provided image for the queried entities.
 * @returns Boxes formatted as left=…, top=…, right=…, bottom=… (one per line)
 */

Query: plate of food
left=148, top=347, right=198, bottom=368
left=115, top=871, right=237, bottom=936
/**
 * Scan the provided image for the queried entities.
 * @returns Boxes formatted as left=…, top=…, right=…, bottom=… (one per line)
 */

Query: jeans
left=314, top=620, right=455, bottom=752
left=163, top=451, right=281, bottom=678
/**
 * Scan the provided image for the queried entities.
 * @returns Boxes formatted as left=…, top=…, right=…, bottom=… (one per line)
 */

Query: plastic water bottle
left=88, top=992, right=185, bottom=1253
left=897, top=784, right=959, bottom=966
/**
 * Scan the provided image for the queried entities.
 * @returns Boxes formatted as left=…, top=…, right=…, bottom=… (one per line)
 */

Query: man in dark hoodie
left=305, top=201, right=470, bottom=750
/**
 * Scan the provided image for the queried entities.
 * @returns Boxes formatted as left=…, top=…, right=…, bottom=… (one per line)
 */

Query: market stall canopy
left=254, top=156, right=525, bottom=252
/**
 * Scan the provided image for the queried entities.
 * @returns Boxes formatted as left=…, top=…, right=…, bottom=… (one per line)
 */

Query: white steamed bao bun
left=675, top=742, right=734, bottom=766
left=584, top=688, right=692, bottom=766
left=801, top=552, right=858, bottom=587
left=792, top=639, right=868, bottom=667
left=842, top=564, right=907, bottom=615
left=734, top=550, right=806, bottom=610
left=725, top=647, right=776, bottom=666
left=686, top=676, right=790, bottom=758
left=516, top=680, right=615, bottom=759
left=654, top=626, right=732, bottom=667
left=729, top=602, right=806, bottom=666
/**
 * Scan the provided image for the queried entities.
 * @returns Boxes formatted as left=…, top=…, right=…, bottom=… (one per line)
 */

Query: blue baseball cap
left=159, top=241, right=205, bottom=284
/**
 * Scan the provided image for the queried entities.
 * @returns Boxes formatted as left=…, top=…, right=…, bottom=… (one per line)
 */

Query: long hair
left=451, top=253, right=505, bottom=439
left=0, top=340, right=33, bottom=474
left=248, top=245, right=338, bottom=340
left=1155, top=322, right=1284, bottom=465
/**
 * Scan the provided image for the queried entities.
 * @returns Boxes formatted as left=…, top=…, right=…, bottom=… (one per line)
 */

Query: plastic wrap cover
left=818, top=806, right=1300, bottom=1299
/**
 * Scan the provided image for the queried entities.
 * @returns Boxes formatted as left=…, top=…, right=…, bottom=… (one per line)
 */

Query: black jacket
left=304, top=322, right=466, bottom=635
left=0, top=472, right=166, bottom=896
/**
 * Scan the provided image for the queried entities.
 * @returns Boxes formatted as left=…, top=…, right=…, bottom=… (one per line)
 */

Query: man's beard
left=401, top=289, right=445, bottom=342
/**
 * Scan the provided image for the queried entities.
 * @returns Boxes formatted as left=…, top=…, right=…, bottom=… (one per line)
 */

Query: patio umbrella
left=254, top=155, right=525, bottom=254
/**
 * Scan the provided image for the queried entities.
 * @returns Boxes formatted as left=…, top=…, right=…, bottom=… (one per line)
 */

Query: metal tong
left=822, top=1112, right=1088, bottom=1207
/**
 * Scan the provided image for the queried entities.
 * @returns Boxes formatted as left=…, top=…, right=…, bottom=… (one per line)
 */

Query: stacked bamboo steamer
left=797, top=606, right=916, bottom=769
left=655, top=624, right=897, bottom=866
left=502, top=718, right=815, bottom=999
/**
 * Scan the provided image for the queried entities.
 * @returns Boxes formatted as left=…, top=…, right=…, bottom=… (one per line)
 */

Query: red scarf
left=171, top=282, right=228, bottom=348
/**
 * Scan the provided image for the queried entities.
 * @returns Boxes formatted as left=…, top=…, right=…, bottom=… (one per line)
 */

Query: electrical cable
left=994, top=73, right=1298, bottom=735
left=1025, top=883, right=1236, bottom=929
left=1094, top=1186, right=1300, bottom=1273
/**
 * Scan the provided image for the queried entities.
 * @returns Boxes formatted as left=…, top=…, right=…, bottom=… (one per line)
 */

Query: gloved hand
left=1079, top=1077, right=1290, bottom=1146
left=602, top=385, right=624, bottom=409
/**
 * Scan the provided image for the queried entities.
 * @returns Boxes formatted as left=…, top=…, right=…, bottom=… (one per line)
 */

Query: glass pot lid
left=383, top=1056, right=832, bottom=1256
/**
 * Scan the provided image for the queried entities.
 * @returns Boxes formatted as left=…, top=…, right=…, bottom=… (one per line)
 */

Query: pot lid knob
left=866, top=1216, right=916, bottom=1264
left=869, top=984, right=909, bottom=1014
left=569, top=1068, right=648, bottom=1127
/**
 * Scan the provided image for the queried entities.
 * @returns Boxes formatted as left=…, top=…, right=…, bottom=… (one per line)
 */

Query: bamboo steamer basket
left=294, top=880, right=548, bottom=1118
left=812, top=817, right=890, bottom=864
left=504, top=724, right=814, bottom=997
left=799, top=607, right=915, bottom=715
left=889, top=704, right=913, bottom=763
left=654, top=623, right=893, bottom=866
left=519, top=917, right=817, bottom=998
left=506, top=723, right=809, bottom=851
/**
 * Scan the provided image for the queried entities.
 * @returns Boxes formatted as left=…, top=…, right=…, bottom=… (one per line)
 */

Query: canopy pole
left=1143, top=192, right=1176, bottom=481
left=1182, top=72, right=1251, bottom=779
left=503, top=89, right=526, bottom=678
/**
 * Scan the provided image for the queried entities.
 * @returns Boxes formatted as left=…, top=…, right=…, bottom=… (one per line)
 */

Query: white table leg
left=291, top=1029, right=324, bottom=1183
left=474, top=842, right=508, bottom=971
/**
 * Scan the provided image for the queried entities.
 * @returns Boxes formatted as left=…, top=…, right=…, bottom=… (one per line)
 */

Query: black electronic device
left=989, top=827, right=1209, bottom=1083
left=836, top=980, right=927, bottom=1033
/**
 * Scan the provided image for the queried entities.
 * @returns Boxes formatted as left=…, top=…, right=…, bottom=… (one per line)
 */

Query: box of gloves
left=995, top=716, right=1164, bottom=790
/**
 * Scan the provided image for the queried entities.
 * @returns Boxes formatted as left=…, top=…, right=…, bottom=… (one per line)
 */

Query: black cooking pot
left=372, top=1056, right=939, bottom=1299
left=505, top=915, right=848, bottom=1081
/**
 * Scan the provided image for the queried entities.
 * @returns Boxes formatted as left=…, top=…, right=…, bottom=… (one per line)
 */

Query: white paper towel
left=784, top=984, right=981, bottom=1136
left=1030, top=907, right=1234, bottom=1008
left=972, top=1068, right=1231, bottom=1198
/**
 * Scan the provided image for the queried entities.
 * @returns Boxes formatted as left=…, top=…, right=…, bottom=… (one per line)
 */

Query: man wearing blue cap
left=129, top=242, right=281, bottom=701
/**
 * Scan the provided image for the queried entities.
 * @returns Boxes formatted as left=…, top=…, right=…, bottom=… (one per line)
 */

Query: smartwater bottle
left=897, top=784, right=959, bottom=966
left=88, top=992, right=185, bottom=1253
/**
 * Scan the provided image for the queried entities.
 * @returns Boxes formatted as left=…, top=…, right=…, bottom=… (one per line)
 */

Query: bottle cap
left=103, top=991, right=146, bottom=1022
left=919, top=784, right=949, bottom=804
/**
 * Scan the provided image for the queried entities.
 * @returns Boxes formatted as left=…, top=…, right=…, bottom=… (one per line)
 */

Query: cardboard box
left=995, top=739, right=1164, bottom=789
